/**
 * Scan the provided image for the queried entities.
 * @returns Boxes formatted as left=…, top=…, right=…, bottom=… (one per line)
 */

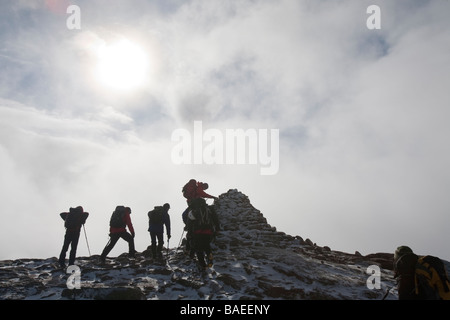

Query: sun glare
left=95, top=39, right=149, bottom=91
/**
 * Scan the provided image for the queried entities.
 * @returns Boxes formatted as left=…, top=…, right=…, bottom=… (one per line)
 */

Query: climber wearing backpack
left=100, top=206, right=136, bottom=264
left=186, top=198, right=220, bottom=270
left=393, top=246, right=420, bottom=299
left=148, top=203, right=171, bottom=259
left=195, top=182, right=217, bottom=202
left=181, top=179, right=218, bottom=257
left=393, top=245, right=450, bottom=300
left=182, top=179, right=218, bottom=205
left=58, top=206, right=89, bottom=269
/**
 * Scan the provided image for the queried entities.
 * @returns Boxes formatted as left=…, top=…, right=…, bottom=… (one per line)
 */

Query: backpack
left=188, top=198, right=213, bottom=232
left=148, top=206, right=164, bottom=225
left=415, top=255, right=450, bottom=300
left=182, top=179, right=197, bottom=200
left=110, top=206, right=126, bottom=228
left=64, top=207, right=83, bottom=230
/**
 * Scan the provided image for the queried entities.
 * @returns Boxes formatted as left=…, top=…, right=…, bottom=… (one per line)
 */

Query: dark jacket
left=394, top=252, right=420, bottom=300
left=60, top=209, right=89, bottom=233
left=148, top=207, right=171, bottom=236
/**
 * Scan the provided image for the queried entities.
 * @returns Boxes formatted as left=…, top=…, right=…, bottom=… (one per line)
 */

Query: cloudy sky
left=1, top=0, right=449, bottom=263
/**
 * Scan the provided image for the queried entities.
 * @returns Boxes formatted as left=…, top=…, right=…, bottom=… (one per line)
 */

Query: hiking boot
left=197, top=260, right=207, bottom=273
left=198, top=256, right=206, bottom=268
left=129, top=249, right=137, bottom=259
left=207, top=253, right=214, bottom=267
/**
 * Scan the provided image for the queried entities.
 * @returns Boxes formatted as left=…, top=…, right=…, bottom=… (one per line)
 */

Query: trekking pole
left=167, top=237, right=170, bottom=258
left=83, top=224, right=91, bottom=257
left=177, top=229, right=185, bottom=251
left=382, top=286, right=392, bottom=300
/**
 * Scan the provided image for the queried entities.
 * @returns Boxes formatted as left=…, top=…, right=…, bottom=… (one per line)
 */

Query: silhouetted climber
left=148, top=203, right=171, bottom=259
left=186, top=198, right=220, bottom=270
left=393, top=246, right=419, bottom=300
left=182, top=179, right=217, bottom=205
left=181, top=179, right=218, bottom=257
left=58, top=206, right=89, bottom=268
left=100, top=206, right=135, bottom=264
left=393, top=245, right=450, bottom=300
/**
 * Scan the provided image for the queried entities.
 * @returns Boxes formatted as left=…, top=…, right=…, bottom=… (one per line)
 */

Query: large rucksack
left=415, top=255, right=450, bottom=300
left=110, top=206, right=126, bottom=228
left=182, top=179, right=197, bottom=200
left=148, top=206, right=164, bottom=225
left=188, top=198, right=213, bottom=233
left=64, top=207, right=83, bottom=230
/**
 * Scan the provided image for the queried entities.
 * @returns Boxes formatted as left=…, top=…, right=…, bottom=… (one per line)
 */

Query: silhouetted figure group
left=58, top=186, right=450, bottom=299
left=58, top=179, right=218, bottom=272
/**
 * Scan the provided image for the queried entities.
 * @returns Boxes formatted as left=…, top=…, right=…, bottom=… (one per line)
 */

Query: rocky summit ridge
left=0, top=189, right=402, bottom=300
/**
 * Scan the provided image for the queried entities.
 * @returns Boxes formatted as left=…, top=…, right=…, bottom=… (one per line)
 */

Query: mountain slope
left=0, top=189, right=427, bottom=300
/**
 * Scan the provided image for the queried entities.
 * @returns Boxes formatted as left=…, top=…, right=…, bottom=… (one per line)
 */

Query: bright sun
left=95, top=39, right=149, bottom=91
